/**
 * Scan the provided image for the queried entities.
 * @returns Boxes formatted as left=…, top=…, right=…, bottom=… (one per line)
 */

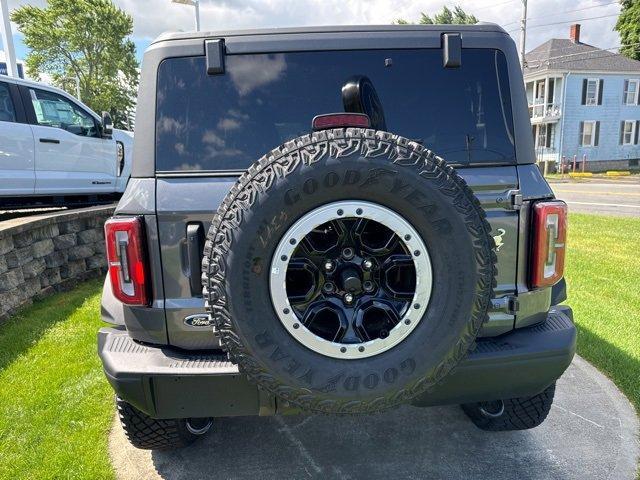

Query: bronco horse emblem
left=493, top=228, right=506, bottom=252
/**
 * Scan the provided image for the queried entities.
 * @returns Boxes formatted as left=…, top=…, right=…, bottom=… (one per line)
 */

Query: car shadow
left=150, top=404, right=571, bottom=480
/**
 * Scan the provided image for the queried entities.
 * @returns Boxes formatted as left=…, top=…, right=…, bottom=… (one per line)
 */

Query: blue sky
left=1, top=0, right=623, bottom=65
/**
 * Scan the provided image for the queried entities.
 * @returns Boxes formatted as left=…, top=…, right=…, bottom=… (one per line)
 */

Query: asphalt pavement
left=550, top=178, right=640, bottom=217
left=109, top=356, right=639, bottom=480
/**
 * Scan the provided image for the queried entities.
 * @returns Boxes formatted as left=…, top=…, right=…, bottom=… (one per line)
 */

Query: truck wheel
left=116, top=397, right=212, bottom=450
left=202, top=128, right=496, bottom=414
left=461, top=383, right=556, bottom=431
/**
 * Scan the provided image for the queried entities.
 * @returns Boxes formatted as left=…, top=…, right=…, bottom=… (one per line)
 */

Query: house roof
left=524, top=38, right=640, bottom=76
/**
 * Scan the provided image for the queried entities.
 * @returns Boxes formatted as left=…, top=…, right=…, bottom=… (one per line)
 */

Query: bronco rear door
left=154, top=44, right=521, bottom=349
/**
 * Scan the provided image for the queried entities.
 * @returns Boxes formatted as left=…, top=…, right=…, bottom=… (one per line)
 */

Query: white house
left=524, top=24, right=640, bottom=172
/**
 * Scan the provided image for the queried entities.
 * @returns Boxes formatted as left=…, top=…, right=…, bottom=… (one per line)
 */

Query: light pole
left=0, top=0, right=18, bottom=77
left=172, top=0, right=201, bottom=32
left=518, top=0, right=528, bottom=72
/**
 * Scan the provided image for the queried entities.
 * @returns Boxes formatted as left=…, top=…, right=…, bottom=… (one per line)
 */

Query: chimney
left=570, top=24, right=581, bottom=43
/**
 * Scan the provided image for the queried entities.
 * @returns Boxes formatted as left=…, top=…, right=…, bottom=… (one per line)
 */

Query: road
left=550, top=179, right=640, bottom=217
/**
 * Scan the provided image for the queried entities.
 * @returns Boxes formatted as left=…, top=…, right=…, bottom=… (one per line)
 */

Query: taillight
left=104, top=216, right=150, bottom=306
left=312, top=113, right=371, bottom=130
left=530, top=201, right=568, bottom=288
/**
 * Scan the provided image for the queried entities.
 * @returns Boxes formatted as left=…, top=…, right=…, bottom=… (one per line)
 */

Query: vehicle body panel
left=154, top=166, right=523, bottom=349
left=0, top=119, right=35, bottom=195
left=30, top=123, right=117, bottom=194
left=0, top=79, right=35, bottom=195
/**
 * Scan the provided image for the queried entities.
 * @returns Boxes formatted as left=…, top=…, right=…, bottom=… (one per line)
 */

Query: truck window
left=29, top=88, right=98, bottom=137
left=0, top=82, right=16, bottom=123
left=156, top=48, right=515, bottom=172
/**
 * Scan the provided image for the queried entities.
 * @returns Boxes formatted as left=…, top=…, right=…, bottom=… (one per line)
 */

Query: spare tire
left=202, top=129, right=496, bottom=414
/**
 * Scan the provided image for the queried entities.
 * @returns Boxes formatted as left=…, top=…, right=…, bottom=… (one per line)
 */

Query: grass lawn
left=0, top=278, right=114, bottom=480
left=565, top=213, right=640, bottom=413
left=0, top=214, right=637, bottom=479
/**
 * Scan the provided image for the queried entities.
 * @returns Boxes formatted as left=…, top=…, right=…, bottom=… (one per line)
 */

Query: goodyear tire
left=202, top=129, right=496, bottom=414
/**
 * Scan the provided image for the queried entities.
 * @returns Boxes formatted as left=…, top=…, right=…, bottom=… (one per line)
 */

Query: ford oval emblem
left=184, top=314, right=214, bottom=328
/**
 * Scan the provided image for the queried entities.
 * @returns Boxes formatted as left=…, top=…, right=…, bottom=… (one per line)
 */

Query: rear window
left=156, top=48, right=515, bottom=172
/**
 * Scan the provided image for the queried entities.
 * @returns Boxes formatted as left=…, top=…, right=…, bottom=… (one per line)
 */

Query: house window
left=535, top=123, right=553, bottom=148
left=582, top=78, right=602, bottom=106
left=623, top=79, right=639, bottom=105
left=580, top=121, right=599, bottom=147
left=621, top=121, right=636, bottom=145
left=537, top=125, right=547, bottom=148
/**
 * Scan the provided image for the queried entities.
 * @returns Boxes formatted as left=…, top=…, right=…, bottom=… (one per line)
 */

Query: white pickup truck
left=0, top=75, right=133, bottom=208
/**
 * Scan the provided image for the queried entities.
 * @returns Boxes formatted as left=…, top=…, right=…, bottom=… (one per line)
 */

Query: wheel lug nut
left=323, top=282, right=335, bottom=293
left=342, top=247, right=354, bottom=260
left=363, top=281, right=375, bottom=293
left=362, top=259, right=374, bottom=270
left=344, top=293, right=354, bottom=304
left=324, top=260, right=335, bottom=272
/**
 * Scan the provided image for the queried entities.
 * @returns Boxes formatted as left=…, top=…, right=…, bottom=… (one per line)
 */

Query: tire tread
left=461, top=383, right=556, bottom=431
left=116, top=397, right=196, bottom=450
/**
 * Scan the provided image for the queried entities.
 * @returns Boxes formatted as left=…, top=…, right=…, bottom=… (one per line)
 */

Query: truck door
left=0, top=81, right=35, bottom=196
left=22, top=86, right=116, bottom=195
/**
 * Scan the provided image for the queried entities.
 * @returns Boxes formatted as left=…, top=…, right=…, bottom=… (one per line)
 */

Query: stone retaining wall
left=0, top=205, right=115, bottom=320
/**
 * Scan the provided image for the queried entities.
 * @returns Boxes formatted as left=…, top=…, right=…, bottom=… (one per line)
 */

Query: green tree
left=396, top=6, right=478, bottom=25
left=615, top=0, right=640, bottom=61
left=12, top=0, right=138, bottom=128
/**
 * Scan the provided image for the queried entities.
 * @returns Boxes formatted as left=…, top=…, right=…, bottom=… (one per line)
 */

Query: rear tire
left=116, top=397, right=212, bottom=450
left=461, top=383, right=556, bottom=431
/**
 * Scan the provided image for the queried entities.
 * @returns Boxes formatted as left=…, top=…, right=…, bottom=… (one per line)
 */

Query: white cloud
left=6, top=0, right=622, bottom=55
left=229, top=53, right=287, bottom=96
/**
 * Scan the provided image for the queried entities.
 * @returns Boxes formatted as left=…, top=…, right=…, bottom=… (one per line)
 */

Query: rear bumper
left=98, top=306, right=576, bottom=419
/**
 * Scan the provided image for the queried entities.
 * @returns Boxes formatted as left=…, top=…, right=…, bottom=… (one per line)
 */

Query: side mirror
left=101, top=111, right=113, bottom=138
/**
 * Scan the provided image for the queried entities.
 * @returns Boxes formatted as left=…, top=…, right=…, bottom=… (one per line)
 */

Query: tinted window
left=0, top=82, right=16, bottom=122
left=29, top=88, right=98, bottom=137
left=156, top=49, right=515, bottom=171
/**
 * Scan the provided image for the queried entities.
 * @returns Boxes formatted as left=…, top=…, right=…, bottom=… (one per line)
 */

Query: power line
left=473, top=0, right=519, bottom=12
left=506, top=13, right=619, bottom=33
left=487, top=1, right=619, bottom=28
left=529, top=1, right=619, bottom=21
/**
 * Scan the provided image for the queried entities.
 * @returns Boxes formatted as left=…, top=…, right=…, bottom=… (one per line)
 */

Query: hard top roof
left=151, top=23, right=507, bottom=45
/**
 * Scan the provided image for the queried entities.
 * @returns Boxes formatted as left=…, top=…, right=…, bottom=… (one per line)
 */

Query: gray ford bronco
left=98, top=24, right=575, bottom=450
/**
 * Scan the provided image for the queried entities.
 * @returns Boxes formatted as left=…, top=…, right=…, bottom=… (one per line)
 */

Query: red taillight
left=104, top=216, right=150, bottom=306
left=312, top=113, right=371, bottom=130
left=530, top=201, right=568, bottom=288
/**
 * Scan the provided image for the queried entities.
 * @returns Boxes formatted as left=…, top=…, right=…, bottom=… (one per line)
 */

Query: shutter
left=579, top=121, right=584, bottom=145
left=594, top=121, right=600, bottom=146
left=581, top=79, right=588, bottom=105
left=623, top=80, right=629, bottom=104
left=597, top=79, right=604, bottom=105
left=635, top=121, right=640, bottom=145
left=620, top=121, right=625, bottom=145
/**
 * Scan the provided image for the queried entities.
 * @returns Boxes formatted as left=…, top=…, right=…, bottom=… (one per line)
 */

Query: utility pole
left=0, top=0, right=18, bottom=77
left=518, top=0, right=528, bottom=72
